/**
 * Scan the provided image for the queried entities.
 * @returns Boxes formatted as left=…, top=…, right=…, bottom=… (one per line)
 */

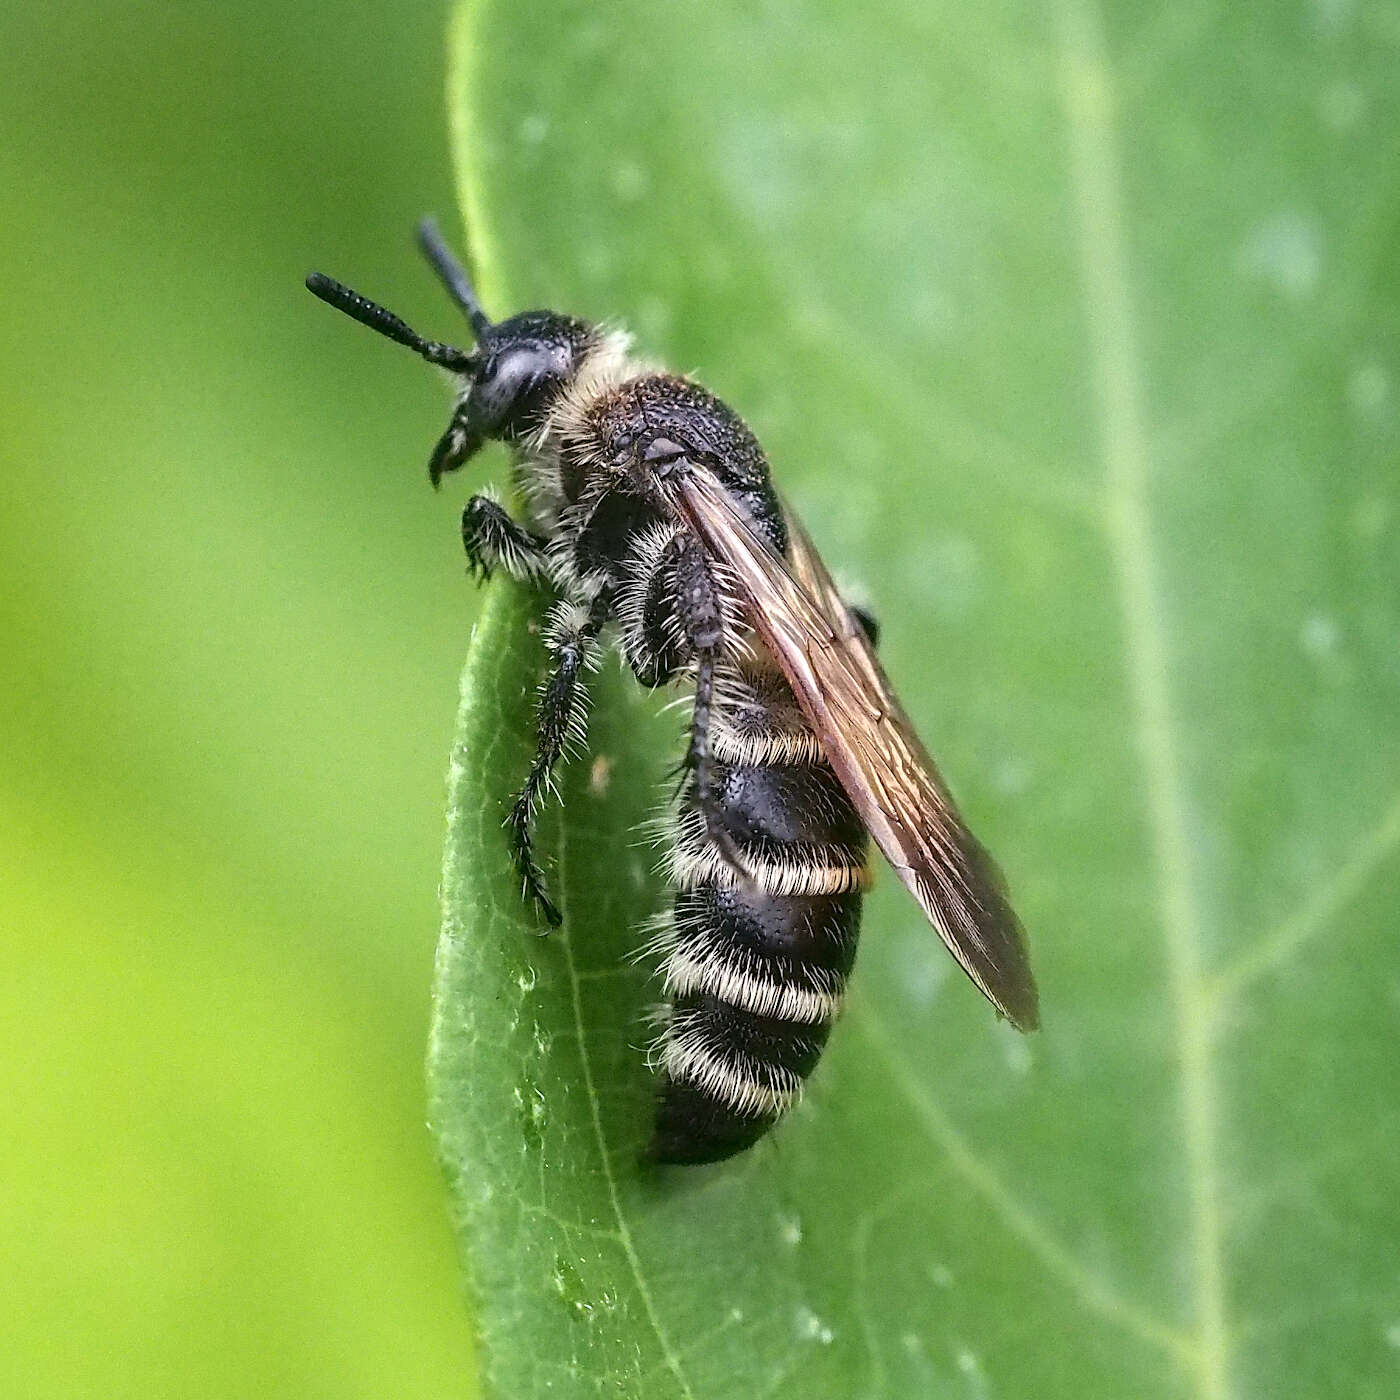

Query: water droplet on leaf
left=515, top=1076, right=548, bottom=1150
left=795, top=1305, right=834, bottom=1344
left=551, top=1253, right=597, bottom=1323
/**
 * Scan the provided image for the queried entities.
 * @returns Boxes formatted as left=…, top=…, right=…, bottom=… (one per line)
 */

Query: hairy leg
left=506, top=598, right=606, bottom=923
left=659, top=535, right=751, bottom=873
left=460, top=494, right=549, bottom=581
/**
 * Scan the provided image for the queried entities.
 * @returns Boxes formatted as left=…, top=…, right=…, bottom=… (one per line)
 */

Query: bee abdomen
left=668, top=759, right=872, bottom=897
left=653, top=991, right=832, bottom=1160
left=650, top=757, right=867, bottom=1165
left=710, top=665, right=824, bottom=768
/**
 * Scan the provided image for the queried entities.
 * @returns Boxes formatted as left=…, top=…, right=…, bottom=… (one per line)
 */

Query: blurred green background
left=7, top=1, right=1400, bottom=1396
left=1, top=2, right=482, bottom=1395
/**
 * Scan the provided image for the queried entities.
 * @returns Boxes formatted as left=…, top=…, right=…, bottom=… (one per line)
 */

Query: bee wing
left=670, top=465, right=1038, bottom=1031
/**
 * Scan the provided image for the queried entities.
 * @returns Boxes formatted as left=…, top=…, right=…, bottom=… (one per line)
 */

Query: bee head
left=465, top=309, right=595, bottom=444
left=306, top=218, right=594, bottom=484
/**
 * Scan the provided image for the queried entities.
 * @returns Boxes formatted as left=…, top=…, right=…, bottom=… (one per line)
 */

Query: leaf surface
left=430, top=2, right=1400, bottom=1395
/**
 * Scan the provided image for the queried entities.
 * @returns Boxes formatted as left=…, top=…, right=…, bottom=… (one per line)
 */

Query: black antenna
left=304, top=272, right=476, bottom=372
left=416, top=217, right=493, bottom=338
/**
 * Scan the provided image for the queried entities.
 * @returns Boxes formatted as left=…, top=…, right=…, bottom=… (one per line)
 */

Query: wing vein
left=665, top=468, right=1039, bottom=1030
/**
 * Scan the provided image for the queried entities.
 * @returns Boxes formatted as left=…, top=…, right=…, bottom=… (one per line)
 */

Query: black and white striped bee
left=307, top=221, right=1038, bottom=1165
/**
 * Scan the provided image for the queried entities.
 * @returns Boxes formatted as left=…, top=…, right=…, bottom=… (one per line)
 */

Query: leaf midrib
left=1054, top=2, right=1229, bottom=1398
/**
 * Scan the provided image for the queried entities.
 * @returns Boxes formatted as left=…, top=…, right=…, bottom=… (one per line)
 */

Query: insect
left=307, top=220, right=1038, bottom=1165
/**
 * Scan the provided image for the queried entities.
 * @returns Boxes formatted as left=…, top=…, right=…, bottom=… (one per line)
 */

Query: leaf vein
left=855, top=1012, right=1195, bottom=1364
left=558, top=858, right=697, bottom=1399
left=1206, top=790, right=1400, bottom=1011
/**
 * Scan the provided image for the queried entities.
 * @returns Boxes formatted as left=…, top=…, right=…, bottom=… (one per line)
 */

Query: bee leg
left=505, top=600, right=605, bottom=925
left=461, top=494, right=549, bottom=581
left=849, top=602, right=880, bottom=649
left=686, top=648, right=748, bottom=874
left=619, top=531, right=687, bottom=687
left=666, top=537, right=750, bottom=875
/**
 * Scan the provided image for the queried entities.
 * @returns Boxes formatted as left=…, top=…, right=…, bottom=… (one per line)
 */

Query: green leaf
left=429, top=2, right=1400, bottom=1396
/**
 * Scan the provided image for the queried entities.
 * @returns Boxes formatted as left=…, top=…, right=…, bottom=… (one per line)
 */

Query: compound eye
left=470, top=343, right=566, bottom=429
left=492, top=346, right=545, bottom=394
